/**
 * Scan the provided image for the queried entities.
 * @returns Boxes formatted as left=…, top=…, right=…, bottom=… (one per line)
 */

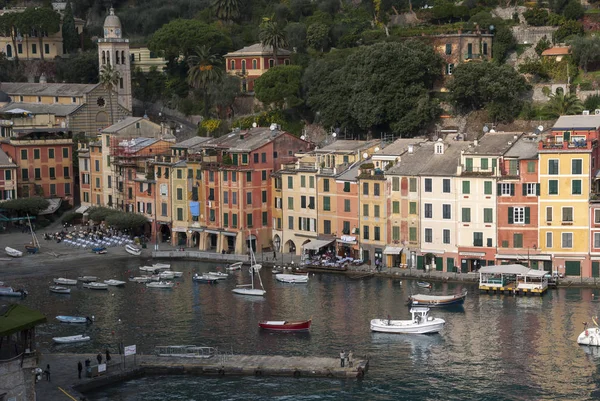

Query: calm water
left=6, top=258, right=600, bottom=400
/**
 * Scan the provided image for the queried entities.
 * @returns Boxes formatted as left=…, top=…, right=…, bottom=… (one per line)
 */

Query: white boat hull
left=104, top=280, right=126, bottom=287
left=226, top=262, right=243, bottom=271
left=370, top=318, right=445, bottom=334
left=50, top=286, right=71, bottom=294
left=125, top=245, right=142, bottom=256
left=5, top=246, right=23, bottom=258
left=232, top=288, right=266, bottom=296
left=53, top=335, right=91, bottom=344
left=152, top=263, right=171, bottom=270
left=207, top=272, right=228, bottom=280
left=54, top=278, right=78, bottom=285
left=0, top=287, right=27, bottom=297
left=275, top=274, right=309, bottom=284
left=578, top=327, right=600, bottom=346
left=146, top=281, right=174, bottom=289
left=130, top=276, right=152, bottom=283
left=82, top=283, right=109, bottom=290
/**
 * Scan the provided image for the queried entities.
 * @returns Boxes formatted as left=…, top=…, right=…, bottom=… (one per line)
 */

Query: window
left=473, top=232, right=483, bottom=247
left=262, top=190, right=267, bottom=203
left=374, top=205, right=380, bottom=218
left=232, top=192, right=238, bottom=205
left=288, top=176, right=293, bottom=189
left=246, top=213, right=253, bottom=228
left=484, top=181, right=492, bottom=195
left=465, top=158, right=473, bottom=172
left=595, top=209, right=600, bottom=224
left=49, top=167, right=55, bottom=179
left=262, top=211, right=268, bottom=226
left=343, top=221, right=350, bottom=235
left=363, top=225, right=369, bottom=240
left=443, top=179, right=451, bottom=193
left=223, top=171, right=228, bottom=182
left=161, top=202, right=167, bottom=216
left=425, top=228, right=432, bottom=243
left=323, top=196, right=331, bottom=211
left=32, top=43, right=37, bottom=54
left=484, top=208, right=493, bottom=223
left=572, top=159, right=583, bottom=174
left=309, top=176, right=314, bottom=188
left=34, top=168, right=41, bottom=180
left=288, top=216, right=294, bottom=229
left=269, top=59, right=274, bottom=68
left=462, top=181, right=470, bottom=194
left=309, top=196, right=315, bottom=209
left=21, top=149, right=27, bottom=160
left=546, top=232, right=553, bottom=248
left=409, top=202, right=417, bottom=214
left=344, top=199, right=351, bottom=212
left=443, top=229, right=450, bottom=244
left=63, top=147, right=69, bottom=158
left=424, top=203, right=432, bottom=218
left=374, top=183, right=380, bottom=196
left=481, top=158, right=489, bottom=170
left=4, top=170, right=10, bottom=180
left=254, top=153, right=259, bottom=163
left=176, top=169, right=182, bottom=179
left=409, top=178, right=417, bottom=192
left=393, top=201, right=400, bottom=214
left=445, top=43, right=452, bottom=55
left=509, top=206, right=530, bottom=224
left=572, top=180, right=582, bottom=195
left=527, top=161, right=536, bottom=173
left=223, top=213, right=229, bottom=227
left=548, top=159, right=559, bottom=175
left=462, top=208, right=471, bottom=222
left=446, top=63, right=454, bottom=75
left=595, top=233, right=600, bottom=248
left=246, top=171, right=251, bottom=183
left=232, top=214, right=238, bottom=228
left=409, top=227, right=417, bottom=242
left=288, top=197, right=294, bottom=210
left=261, top=153, right=267, bottom=163
left=176, top=208, right=183, bottom=221
left=442, top=204, right=451, bottom=219
left=300, top=175, right=306, bottom=188
left=500, top=183, right=513, bottom=196
left=392, top=226, right=400, bottom=241
left=242, top=154, right=248, bottom=164
left=209, top=188, right=215, bottom=200
left=176, top=188, right=183, bottom=200
left=230, top=60, right=235, bottom=69
left=246, top=191, right=252, bottom=206
left=21, top=169, right=28, bottom=180
left=392, top=177, right=400, bottom=191
left=549, top=180, right=558, bottom=195
left=262, top=171, right=267, bottom=181
left=424, top=178, right=432, bottom=192
left=562, top=232, right=573, bottom=248
left=508, top=160, right=518, bottom=175
left=222, top=191, right=228, bottom=204
left=362, top=182, right=368, bottom=195
left=324, top=220, right=331, bottom=235
left=232, top=172, right=237, bottom=182
left=525, top=183, right=537, bottom=196
left=483, top=42, right=488, bottom=55
left=34, top=149, right=40, bottom=159
left=252, top=59, right=257, bottom=69
left=363, top=204, right=369, bottom=217
left=513, top=233, right=523, bottom=248
left=562, top=207, right=573, bottom=222
left=50, top=183, right=56, bottom=195
left=17, top=44, right=22, bottom=54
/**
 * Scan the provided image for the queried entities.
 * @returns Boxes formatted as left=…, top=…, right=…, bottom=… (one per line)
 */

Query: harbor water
left=7, top=257, right=600, bottom=400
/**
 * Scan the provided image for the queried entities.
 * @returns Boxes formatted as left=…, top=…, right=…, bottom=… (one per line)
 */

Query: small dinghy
left=408, top=291, right=467, bottom=307
left=54, top=278, right=78, bottom=285
left=158, top=271, right=175, bottom=279
left=152, top=263, right=171, bottom=270
left=578, top=318, right=600, bottom=346
left=417, top=281, right=432, bottom=289
left=130, top=276, right=153, bottom=283
left=125, top=244, right=142, bottom=256
left=192, top=274, right=219, bottom=284
left=226, top=262, right=243, bottom=271
left=53, top=334, right=91, bottom=344
left=259, top=319, right=312, bottom=332
left=5, top=246, right=23, bottom=258
left=171, top=271, right=183, bottom=278
left=49, top=286, right=71, bottom=294
left=140, top=265, right=159, bottom=272
left=275, top=273, right=309, bottom=284
left=56, top=315, right=93, bottom=324
left=103, top=279, right=126, bottom=287
left=77, top=276, right=98, bottom=283
left=0, top=286, right=27, bottom=297
left=82, top=282, right=109, bottom=290
left=370, top=307, right=445, bottom=334
left=146, top=281, right=175, bottom=289
left=207, top=272, right=228, bottom=279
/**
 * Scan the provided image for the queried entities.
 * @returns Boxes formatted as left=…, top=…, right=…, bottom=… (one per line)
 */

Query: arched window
left=230, top=60, right=235, bottom=70
left=241, top=59, right=246, bottom=72
left=107, top=51, right=110, bottom=65
left=556, top=87, right=564, bottom=95
left=95, top=111, right=109, bottom=123
left=252, top=59, right=257, bottom=69
left=116, top=50, right=120, bottom=64
left=102, top=51, right=106, bottom=65
left=121, top=51, right=125, bottom=65
left=6, top=44, right=12, bottom=58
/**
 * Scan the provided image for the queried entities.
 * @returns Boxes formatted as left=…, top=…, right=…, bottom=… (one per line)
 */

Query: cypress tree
left=62, top=0, right=79, bottom=54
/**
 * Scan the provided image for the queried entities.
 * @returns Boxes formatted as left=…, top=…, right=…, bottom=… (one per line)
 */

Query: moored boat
left=125, top=244, right=142, bottom=256
left=408, top=291, right=468, bottom=307
left=146, top=281, right=175, bottom=289
left=82, top=282, right=109, bottom=290
left=77, top=276, right=98, bottom=283
left=103, top=279, right=126, bottom=287
left=152, top=263, right=171, bottom=270
left=158, top=271, right=175, bottom=279
left=417, top=281, right=432, bottom=289
left=258, top=319, right=312, bottom=331
left=53, top=334, right=91, bottom=344
left=192, top=274, right=219, bottom=284
left=226, top=262, right=243, bottom=271
left=49, top=286, right=71, bottom=294
left=206, top=271, right=228, bottom=279
left=5, top=246, right=23, bottom=258
left=370, top=307, right=445, bottom=334
left=0, top=286, right=27, bottom=297
left=56, top=315, right=93, bottom=324
left=275, top=273, right=309, bottom=284
left=129, top=276, right=153, bottom=283
left=140, top=265, right=159, bottom=272
left=578, top=317, right=600, bottom=346
left=54, top=278, right=78, bottom=285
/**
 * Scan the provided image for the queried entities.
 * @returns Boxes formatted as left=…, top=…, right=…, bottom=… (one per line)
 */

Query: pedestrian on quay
left=45, top=364, right=51, bottom=382
left=77, top=361, right=83, bottom=379
left=105, top=349, right=111, bottom=364
left=348, top=350, right=354, bottom=368
left=340, top=350, right=345, bottom=367
left=96, top=353, right=102, bottom=365
left=273, top=250, right=276, bottom=260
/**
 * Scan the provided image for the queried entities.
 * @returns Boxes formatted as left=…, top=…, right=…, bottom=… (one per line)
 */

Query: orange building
left=224, top=44, right=291, bottom=92
left=88, top=141, right=103, bottom=206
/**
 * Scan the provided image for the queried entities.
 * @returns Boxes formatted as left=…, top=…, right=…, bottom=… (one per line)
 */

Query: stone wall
left=0, top=356, right=37, bottom=401
left=511, top=26, right=558, bottom=45
left=530, top=83, right=568, bottom=102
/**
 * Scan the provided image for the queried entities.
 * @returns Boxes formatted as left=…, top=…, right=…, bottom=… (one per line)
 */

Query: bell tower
left=97, top=8, right=132, bottom=111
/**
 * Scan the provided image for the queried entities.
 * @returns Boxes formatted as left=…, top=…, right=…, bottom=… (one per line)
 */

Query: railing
left=540, top=139, right=592, bottom=150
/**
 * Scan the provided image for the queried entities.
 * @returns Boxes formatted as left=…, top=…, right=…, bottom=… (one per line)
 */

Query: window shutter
left=525, top=207, right=531, bottom=224
left=536, top=183, right=540, bottom=196
left=510, top=184, right=515, bottom=196
left=522, top=183, right=527, bottom=196
left=508, top=207, right=514, bottom=224
left=497, top=183, right=502, bottom=195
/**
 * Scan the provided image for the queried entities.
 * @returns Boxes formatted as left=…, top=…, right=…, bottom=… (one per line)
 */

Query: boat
left=578, top=317, right=600, bottom=346
left=5, top=246, right=23, bottom=258
left=130, top=276, right=153, bottom=283
left=172, top=271, right=183, bottom=278
left=207, top=271, right=228, bottom=279
left=408, top=291, right=468, bottom=307
left=304, top=264, right=348, bottom=273
left=417, top=281, right=432, bottom=289
left=103, top=279, right=126, bottom=287
left=0, top=287, right=27, bottom=297
left=271, top=268, right=283, bottom=274
left=152, top=263, right=171, bottom=270
left=192, top=274, right=219, bottom=284
left=258, top=319, right=312, bottom=332
left=54, top=278, right=78, bottom=285
left=53, top=334, right=91, bottom=344
left=251, top=263, right=262, bottom=272
left=49, top=286, right=71, bottom=294
left=226, top=262, right=243, bottom=271
left=24, top=214, right=40, bottom=255
left=82, top=282, right=109, bottom=290
left=125, top=244, right=142, bottom=256
left=158, top=271, right=175, bottom=279
left=56, top=315, right=93, bottom=324
left=92, top=246, right=107, bottom=254
left=232, top=233, right=266, bottom=297
left=77, top=276, right=98, bottom=283
left=370, top=307, right=445, bottom=334
left=140, top=265, right=159, bottom=272
left=275, top=273, right=309, bottom=284
left=146, top=281, right=175, bottom=289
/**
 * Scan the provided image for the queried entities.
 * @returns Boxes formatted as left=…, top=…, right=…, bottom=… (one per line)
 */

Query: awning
left=205, top=229, right=220, bottom=235
left=189, top=227, right=203, bottom=232
left=223, top=231, right=237, bottom=237
left=337, top=235, right=357, bottom=245
left=383, top=246, right=403, bottom=255
left=172, top=227, right=187, bottom=232
left=495, top=254, right=552, bottom=261
left=459, top=251, right=486, bottom=257
left=75, top=205, right=89, bottom=214
left=336, top=238, right=357, bottom=245
left=5, top=108, right=31, bottom=114
left=302, top=239, right=334, bottom=251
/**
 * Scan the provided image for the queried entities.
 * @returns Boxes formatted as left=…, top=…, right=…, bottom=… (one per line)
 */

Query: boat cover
left=263, top=321, right=287, bottom=325
left=411, top=294, right=461, bottom=301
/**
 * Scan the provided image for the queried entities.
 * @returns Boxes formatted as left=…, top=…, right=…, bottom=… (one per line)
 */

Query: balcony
left=461, top=166, right=495, bottom=177
left=539, top=138, right=595, bottom=151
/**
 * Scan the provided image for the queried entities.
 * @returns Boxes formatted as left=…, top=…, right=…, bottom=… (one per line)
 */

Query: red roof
left=541, top=47, right=571, bottom=56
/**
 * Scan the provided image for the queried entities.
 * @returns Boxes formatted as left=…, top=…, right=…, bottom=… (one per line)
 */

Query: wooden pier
left=37, top=352, right=369, bottom=400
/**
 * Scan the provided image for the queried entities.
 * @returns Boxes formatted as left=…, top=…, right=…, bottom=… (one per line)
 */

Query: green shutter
left=435, top=257, right=443, bottom=271
left=525, top=207, right=530, bottom=224
left=481, top=158, right=488, bottom=170
left=536, top=183, right=540, bottom=196
left=447, top=257, right=455, bottom=273
left=522, top=183, right=527, bottom=196
left=409, top=227, right=417, bottom=241
left=497, top=183, right=502, bottom=195
left=466, top=158, right=473, bottom=172
left=416, top=255, right=424, bottom=270
left=593, top=262, right=600, bottom=278
left=484, top=181, right=492, bottom=195
left=565, top=261, right=581, bottom=276
left=462, top=181, right=470, bottom=194
left=510, top=184, right=515, bottom=196
left=393, top=201, right=400, bottom=214
left=508, top=207, right=514, bottom=224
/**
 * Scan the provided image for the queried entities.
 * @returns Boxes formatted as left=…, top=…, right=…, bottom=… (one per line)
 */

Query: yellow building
left=171, top=161, right=190, bottom=247
left=130, top=46, right=168, bottom=73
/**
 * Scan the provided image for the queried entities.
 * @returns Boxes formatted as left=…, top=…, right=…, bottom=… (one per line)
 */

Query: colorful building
left=224, top=44, right=291, bottom=92
left=0, top=147, right=17, bottom=200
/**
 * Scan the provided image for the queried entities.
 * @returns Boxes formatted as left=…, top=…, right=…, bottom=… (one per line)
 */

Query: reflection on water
left=6, top=259, right=600, bottom=400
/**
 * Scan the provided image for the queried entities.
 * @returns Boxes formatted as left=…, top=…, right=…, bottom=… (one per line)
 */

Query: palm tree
left=99, top=64, right=121, bottom=125
left=259, top=18, right=288, bottom=67
left=542, top=92, right=584, bottom=119
left=187, top=45, right=224, bottom=118
left=213, top=0, right=240, bottom=22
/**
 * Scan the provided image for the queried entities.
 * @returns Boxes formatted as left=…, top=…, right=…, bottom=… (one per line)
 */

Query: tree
left=208, top=74, right=241, bottom=119
left=535, top=35, right=551, bottom=56
left=286, top=23, right=307, bottom=52
left=0, top=197, right=49, bottom=215
left=492, top=25, right=516, bottom=64
left=187, top=45, right=224, bottom=117
left=447, top=61, right=530, bottom=122
left=554, top=20, right=584, bottom=43
left=570, top=36, right=600, bottom=72
left=584, top=94, right=600, bottom=111
left=88, top=207, right=118, bottom=222
left=61, top=0, right=79, bottom=53
left=307, top=23, right=329, bottom=52
left=26, top=7, right=61, bottom=61
left=523, top=7, right=549, bottom=26
left=255, top=65, right=303, bottom=109
left=213, top=0, right=240, bottom=23
left=542, top=92, right=583, bottom=118
left=99, top=64, right=121, bottom=125
left=105, top=212, right=148, bottom=233
left=56, top=50, right=99, bottom=83
left=0, top=13, right=20, bottom=61
left=304, top=41, right=442, bottom=137
left=563, top=0, right=584, bottom=20
left=259, top=18, right=288, bottom=67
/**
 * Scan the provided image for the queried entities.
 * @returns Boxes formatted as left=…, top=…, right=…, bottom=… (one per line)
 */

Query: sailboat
left=232, top=232, right=266, bottom=297
left=24, top=215, right=40, bottom=254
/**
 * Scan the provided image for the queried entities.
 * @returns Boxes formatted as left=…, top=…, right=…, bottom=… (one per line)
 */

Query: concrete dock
left=37, top=352, right=369, bottom=400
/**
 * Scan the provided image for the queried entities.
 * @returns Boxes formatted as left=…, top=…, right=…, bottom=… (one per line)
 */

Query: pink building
left=0, top=148, right=17, bottom=200
left=224, top=44, right=291, bottom=92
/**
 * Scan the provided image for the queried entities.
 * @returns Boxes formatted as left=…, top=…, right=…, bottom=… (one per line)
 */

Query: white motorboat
left=152, top=263, right=171, bottom=270
left=130, top=276, right=153, bottom=283
left=578, top=318, right=600, bottom=346
left=158, top=271, right=175, bottom=279
left=251, top=263, right=262, bottom=272
left=54, top=278, right=78, bottom=285
left=49, top=286, right=71, bottom=294
left=82, top=282, right=109, bottom=290
left=5, top=246, right=23, bottom=258
left=370, top=307, right=445, bottom=334
left=56, top=315, right=92, bottom=324
left=193, top=274, right=219, bottom=284
left=171, top=271, right=183, bottom=278
left=103, top=279, right=126, bottom=287
left=146, top=281, right=175, bottom=289
left=125, top=244, right=142, bottom=256
left=232, top=233, right=266, bottom=297
left=140, top=265, right=159, bottom=272
left=207, top=271, right=228, bottom=279
left=0, top=286, right=27, bottom=297
left=226, top=262, right=243, bottom=271
left=53, top=334, right=91, bottom=344
left=275, top=273, right=309, bottom=284
left=77, top=276, right=98, bottom=283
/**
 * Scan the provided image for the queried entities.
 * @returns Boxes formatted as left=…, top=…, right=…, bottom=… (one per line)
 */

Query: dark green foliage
left=570, top=36, right=600, bottom=72
left=62, top=0, right=79, bottom=53
left=431, top=2, right=470, bottom=24
left=207, top=74, right=241, bottom=119
left=0, top=197, right=49, bottom=215
left=584, top=95, right=600, bottom=111
left=563, top=0, right=584, bottom=20
left=304, top=41, right=442, bottom=137
left=447, top=62, right=530, bottom=122
left=62, top=211, right=83, bottom=224
left=550, top=0, right=570, bottom=14
left=492, top=25, right=516, bottom=64
left=55, top=51, right=99, bottom=83
left=553, top=20, right=584, bottom=43
left=286, top=22, right=307, bottom=52
left=254, top=65, right=303, bottom=109
left=105, top=212, right=149, bottom=232
left=542, top=93, right=583, bottom=118
left=307, top=23, right=330, bottom=51
left=88, top=207, right=118, bottom=222
left=535, top=36, right=551, bottom=56
left=132, top=67, right=168, bottom=104
left=523, top=7, right=549, bottom=26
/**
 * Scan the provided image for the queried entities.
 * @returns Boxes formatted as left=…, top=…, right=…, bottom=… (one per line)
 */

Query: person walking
left=45, top=364, right=51, bottom=382
left=273, top=250, right=276, bottom=261
left=105, top=349, right=111, bottom=364
left=340, top=350, right=345, bottom=367
left=77, top=361, right=83, bottom=379
left=96, top=353, right=102, bottom=365
left=348, top=350, right=354, bottom=368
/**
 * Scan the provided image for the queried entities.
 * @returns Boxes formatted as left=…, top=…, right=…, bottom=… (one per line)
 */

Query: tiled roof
left=553, top=115, right=600, bottom=130
left=464, top=132, right=521, bottom=155
left=316, top=139, right=380, bottom=153
left=224, top=43, right=292, bottom=57
left=1, top=82, right=98, bottom=97
left=503, top=136, right=540, bottom=159
left=202, top=127, right=306, bottom=152
left=386, top=141, right=473, bottom=176
left=0, top=148, right=15, bottom=168
left=101, top=117, right=144, bottom=133
left=173, top=136, right=213, bottom=149
left=0, top=102, right=81, bottom=116
left=541, top=46, right=570, bottom=56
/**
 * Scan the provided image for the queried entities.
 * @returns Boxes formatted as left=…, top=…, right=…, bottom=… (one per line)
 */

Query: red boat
left=258, top=319, right=312, bottom=332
